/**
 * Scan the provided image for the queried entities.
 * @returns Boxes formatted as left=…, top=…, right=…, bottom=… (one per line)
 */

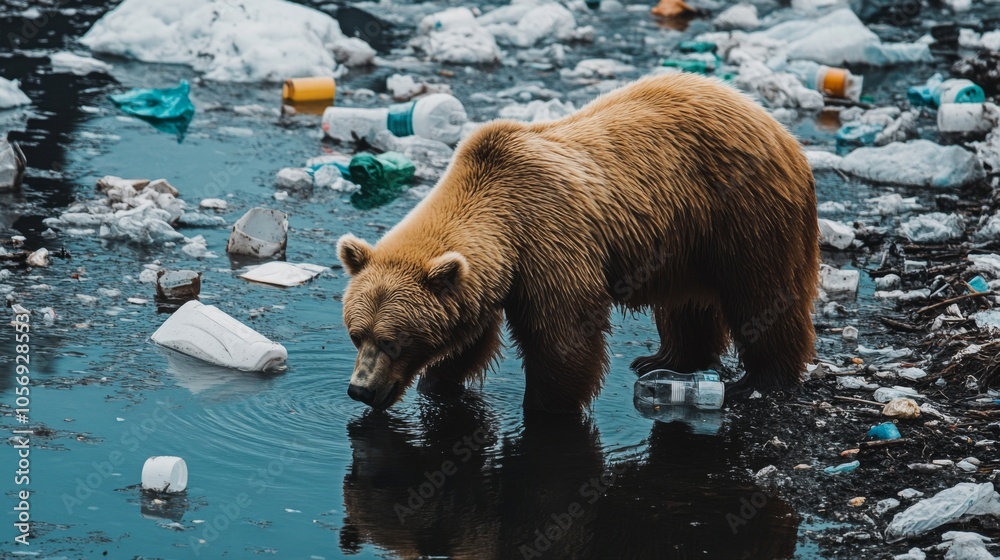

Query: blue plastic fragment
left=969, top=276, right=989, bottom=294
left=867, top=422, right=901, bottom=441
left=824, top=460, right=860, bottom=475
left=110, top=80, right=195, bottom=139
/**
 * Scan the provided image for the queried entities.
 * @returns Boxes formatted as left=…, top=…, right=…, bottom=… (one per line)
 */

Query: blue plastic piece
left=907, top=73, right=942, bottom=107
left=969, top=276, right=989, bottom=293
left=110, top=80, right=195, bottom=140
left=836, top=123, right=883, bottom=148
left=824, top=460, right=860, bottom=475
left=867, top=422, right=901, bottom=441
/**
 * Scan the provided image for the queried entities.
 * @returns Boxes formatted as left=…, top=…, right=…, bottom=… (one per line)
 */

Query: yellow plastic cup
left=282, top=77, right=336, bottom=103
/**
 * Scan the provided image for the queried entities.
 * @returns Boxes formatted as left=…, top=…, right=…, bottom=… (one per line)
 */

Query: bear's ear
left=425, top=252, right=468, bottom=296
left=337, top=234, right=374, bottom=276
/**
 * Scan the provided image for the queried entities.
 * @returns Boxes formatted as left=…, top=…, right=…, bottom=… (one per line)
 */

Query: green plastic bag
left=348, top=152, right=416, bottom=210
left=110, top=80, right=195, bottom=140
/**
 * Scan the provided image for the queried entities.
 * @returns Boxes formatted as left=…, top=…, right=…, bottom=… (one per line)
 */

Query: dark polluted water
left=0, top=0, right=986, bottom=558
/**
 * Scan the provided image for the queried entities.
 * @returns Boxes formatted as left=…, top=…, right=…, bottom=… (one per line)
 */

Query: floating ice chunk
left=425, top=25, right=500, bottom=64
left=276, top=167, right=313, bottom=191
left=840, top=140, right=985, bottom=188
left=484, top=3, right=576, bottom=48
left=0, top=77, right=31, bottom=109
left=49, top=52, right=113, bottom=75
left=182, top=235, right=217, bottom=259
left=900, top=213, right=965, bottom=243
left=498, top=99, right=576, bottom=123
left=240, top=262, right=327, bottom=287
left=81, top=0, right=370, bottom=82
left=714, top=3, right=759, bottom=30
left=885, top=483, right=1000, bottom=543
left=750, top=8, right=931, bottom=66
left=150, top=300, right=287, bottom=372
left=968, top=254, right=1000, bottom=279
left=805, top=150, right=843, bottom=170
left=560, top=58, right=635, bottom=81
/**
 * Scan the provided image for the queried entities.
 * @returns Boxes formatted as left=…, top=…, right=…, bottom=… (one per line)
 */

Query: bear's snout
left=348, top=341, right=405, bottom=409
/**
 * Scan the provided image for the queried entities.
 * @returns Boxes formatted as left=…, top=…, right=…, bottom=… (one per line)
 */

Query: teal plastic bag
left=348, top=152, right=416, bottom=210
left=110, top=80, right=195, bottom=140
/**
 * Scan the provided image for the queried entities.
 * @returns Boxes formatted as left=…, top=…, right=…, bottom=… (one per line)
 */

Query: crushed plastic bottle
left=907, top=73, right=985, bottom=108
left=322, top=93, right=467, bottom=145
left=633, top=369, right=725, bottom=435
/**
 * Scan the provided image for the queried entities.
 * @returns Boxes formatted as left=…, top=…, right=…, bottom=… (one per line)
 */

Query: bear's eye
left=349, top=333, right=362, bottom=348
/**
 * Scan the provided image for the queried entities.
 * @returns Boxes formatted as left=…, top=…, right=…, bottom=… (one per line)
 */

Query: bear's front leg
left=507, top=291, right=612, bottom=414
left=418, top=311, right=503, bottom=396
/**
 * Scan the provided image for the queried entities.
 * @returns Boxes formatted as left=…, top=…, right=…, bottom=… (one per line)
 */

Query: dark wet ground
left=1, top=0, right=1000, bottom=558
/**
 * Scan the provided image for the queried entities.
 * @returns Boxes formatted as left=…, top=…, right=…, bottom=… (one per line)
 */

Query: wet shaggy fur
left=338, top=73, right=819, bottom=413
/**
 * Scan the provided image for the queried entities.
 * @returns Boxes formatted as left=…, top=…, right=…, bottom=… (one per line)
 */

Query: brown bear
left=337, top=73, right=819, bottom=413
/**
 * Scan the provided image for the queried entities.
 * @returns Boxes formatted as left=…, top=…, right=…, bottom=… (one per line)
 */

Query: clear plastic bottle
left=633, top=369, right=725, bottom=409
left=321, top=93, right=468, bottom=145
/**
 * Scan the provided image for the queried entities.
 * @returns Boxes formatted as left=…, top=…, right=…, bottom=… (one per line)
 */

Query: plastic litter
left=0, top=77, right=31, bottom=109
left=839, top=140, right=986, bottom=188
left=820, top=264, right=859, bottom=294
left=81, top=0, right=373, bottom=81
left=968, top=276, right=989, bottom=293
left=876, top=498, right=901, bottom=516
left=819, top=218, right=855, bottom=249
left=110, top=81, right=195, bottom=139
left=26, top=248, right=49, bottom=268
left=416, top=8, right=500, bottom=65
left=885, top=483, right=1000, bottom=543
left=239, top=261, right=326, bottom=287
left=736, top=60, right=823, bottom=110
left=788, top=60, right=863, bottom=102
left=940, top=532, right=994, bottom=560
left=0, top=137, right=26, bottom=191
left=825, top=460, right=860, bottom=475
left=141, top=456, right=188, bottom=493
left=938, top=103, right=1000, bottom=135
left=633, top=369, right=724, bottom=435
left=874, top=386, right=921, bottom=403
left=747, top=8, right=931, bottom=67
left=155, top=270, right=201, bottom=301
left=226, top=208, right=288, bottom=258
left=883, top=398, right=921, bottom=419
left=483, top=3, right=577, bottom=48
left=868, top=422, right=901, bottom=440
left=498, top=99, right=577, bottom=123
left=281, top=77, right=335, bottom=104
left=907, top=74, right=985, bottom=108
left=322, top=93, right=467, bottom=145
left=150, top=300, right=287, bottom=372
left=900, top=213, right=965, bottom=244
left=952, top=50, right=1000, bottom=98
left=348, top=152, right=416, bottom=210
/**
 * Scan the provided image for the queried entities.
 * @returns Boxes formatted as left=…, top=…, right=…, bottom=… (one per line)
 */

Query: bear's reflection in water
left=341, top=395, right=798, bottom=560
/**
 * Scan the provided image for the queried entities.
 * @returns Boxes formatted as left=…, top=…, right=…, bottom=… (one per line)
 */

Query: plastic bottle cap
left=141, top=456, right=188, bottom=493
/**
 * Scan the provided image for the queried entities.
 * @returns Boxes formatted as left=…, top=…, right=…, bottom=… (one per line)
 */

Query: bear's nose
left=347, top=384, right=375, bottom=405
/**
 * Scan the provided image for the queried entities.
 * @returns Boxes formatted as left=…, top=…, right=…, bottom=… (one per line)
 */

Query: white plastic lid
left=411, top=93, right=468, bottom=145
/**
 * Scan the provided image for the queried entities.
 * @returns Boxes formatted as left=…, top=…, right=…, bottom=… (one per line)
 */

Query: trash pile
left=42, top=175, right=226, bottom=246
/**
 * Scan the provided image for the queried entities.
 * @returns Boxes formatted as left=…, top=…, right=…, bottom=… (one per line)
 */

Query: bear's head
left=337, top=233, right=468, bottom=409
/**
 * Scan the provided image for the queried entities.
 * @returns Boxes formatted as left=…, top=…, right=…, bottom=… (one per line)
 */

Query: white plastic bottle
left=322, top=93, right=468, bottom=145
left=938, top=102, right=1000, bottom=134
left=634, top=369, right=725, bottom=409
